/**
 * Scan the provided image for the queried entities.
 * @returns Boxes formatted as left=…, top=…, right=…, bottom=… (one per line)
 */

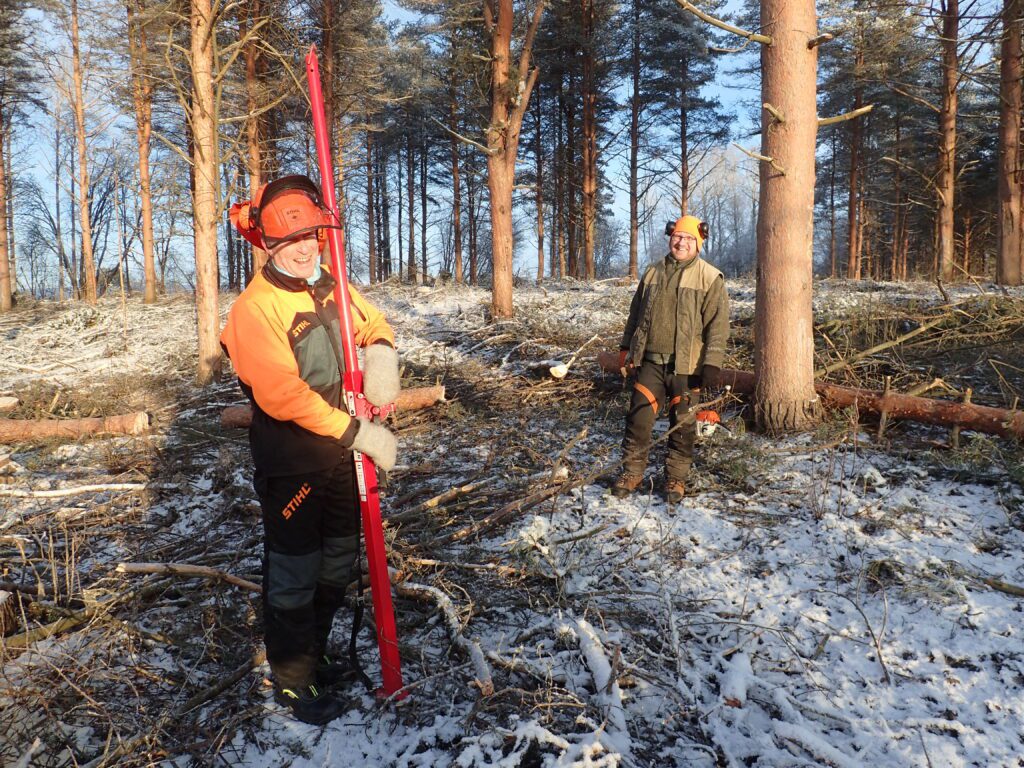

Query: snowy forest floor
left=1, top=277, right=1024, bottom=767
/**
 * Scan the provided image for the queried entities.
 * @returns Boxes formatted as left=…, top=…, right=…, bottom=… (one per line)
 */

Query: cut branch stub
left=807, top=33, right=834, bottom=49
left=818, top=104, right=874, bottom=128
left=763, top=102, right=786, bottom=124
left=673, top=0, right=772, bottom=45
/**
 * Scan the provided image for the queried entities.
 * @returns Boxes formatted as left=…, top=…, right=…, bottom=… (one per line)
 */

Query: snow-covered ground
left=1, top=278, right=1022, bottom=767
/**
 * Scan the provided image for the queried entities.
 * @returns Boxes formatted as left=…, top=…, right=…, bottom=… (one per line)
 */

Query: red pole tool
left=305, top=45, right=405, bottom=698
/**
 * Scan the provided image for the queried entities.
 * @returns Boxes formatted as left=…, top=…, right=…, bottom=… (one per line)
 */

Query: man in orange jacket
left=221, top=175, right=400, bottom=725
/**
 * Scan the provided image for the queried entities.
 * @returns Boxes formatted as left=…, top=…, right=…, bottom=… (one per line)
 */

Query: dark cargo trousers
left=255, top=460, right=360, bottom=690
left=622, top=360, right=700, bottom=483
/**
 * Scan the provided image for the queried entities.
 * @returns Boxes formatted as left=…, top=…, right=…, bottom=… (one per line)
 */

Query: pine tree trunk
left=0, top=118, right=10, bottom=311
left=396, top=147, right=403, bottom=278
left=127, top=0, right=158, bottom=303
left=451, top=74, right=463, bottom=285
left=846, top=81, right=863, bottom=279
left=5, top=126, right=15, bottom=302
left=829, top=132, right=837, bottom=278
left=628, top=0, right=640, bottom=281
left=535, top=95, right=545, bottom=285
left=366, top=132, right=377, bottom=283
left=754, top=0, right=821, bottom=432
left=467, top=159, right=477, bottom=285
left=243, top=0, right=267, bottom=275
left=679, top=80, right=689, bottom=217
left=580, top=0, right=596, bottom=280
left=420, top=138, right=428, bottom=278
left=485, top=0, right=542, bottom=318
left=406, top=133, right=416, bottom=283
left=191, top=0, right=221, bottom=385
left=70, top=0, right=97, bottom=304
left=565, top=81, right=577, bottom=279
left=937, top=0, right=959, bottom=282
left=998, top=0, right=1023, bottom=286
left=554, top=78, right=566, bottom=279
left=380, top=143, right=392, bottom=279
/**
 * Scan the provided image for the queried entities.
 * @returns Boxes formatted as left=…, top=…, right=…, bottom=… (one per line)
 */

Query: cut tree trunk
left=0, top=412, right=152, bottom=441
left=596, top=354, right=1024, bottom=439
left=219, top=385, right=446, bottom=429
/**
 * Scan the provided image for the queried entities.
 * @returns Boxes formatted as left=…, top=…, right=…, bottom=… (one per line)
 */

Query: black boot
left=312, top=583, right=351, bottom=686
left=315, top=653, right=359, bottom=687
left=273, top=682, right=347, bottom=725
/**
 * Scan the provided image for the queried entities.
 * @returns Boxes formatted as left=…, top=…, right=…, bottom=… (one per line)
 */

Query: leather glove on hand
left=701, top=365, right=722, bottom=394
left=349, top=418, right=397, bottom=471
left=362, top=342, right=400, bottom=406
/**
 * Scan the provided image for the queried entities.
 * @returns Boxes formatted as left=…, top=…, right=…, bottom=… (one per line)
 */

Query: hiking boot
left=611, top=472, right=643, bottom=498
left=665, top=480, right=686, bottom=504
left=273, top=683, right=347, bottom=725
left=315, top=654, right=359, bottom=688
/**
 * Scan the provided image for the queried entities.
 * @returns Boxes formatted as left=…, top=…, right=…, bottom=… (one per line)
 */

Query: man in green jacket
left=613, top=215, right=730, bottom=503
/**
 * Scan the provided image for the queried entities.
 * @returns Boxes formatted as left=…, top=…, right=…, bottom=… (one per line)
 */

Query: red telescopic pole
left=305, top=45, right=405, bottom=698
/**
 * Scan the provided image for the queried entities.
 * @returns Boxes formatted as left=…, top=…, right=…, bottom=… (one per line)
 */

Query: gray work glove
left=362, top=343, right=400, bottom=406
left=350, top=417, right=397, bottom=471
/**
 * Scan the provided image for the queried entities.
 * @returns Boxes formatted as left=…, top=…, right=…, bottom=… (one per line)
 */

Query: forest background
left=4, top=0, right=1024, bottom=302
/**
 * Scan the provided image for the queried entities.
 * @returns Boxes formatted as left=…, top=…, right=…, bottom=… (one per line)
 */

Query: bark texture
left=0, top=120, right=10, bottom=312
left=0, top=412, right=151, bottom=441
left=998, top=0, right=1023, bottom=286
left=754, top=0, right=821, bottom=432
left=485, top=0, right=543, bottom=318
left=70, top=0, right=97, bottom=303
left=127, top=0, right=158, bottom=303
left=191, top=0, right=222, bottom=385
left=936, top=0, right=959, bottom=282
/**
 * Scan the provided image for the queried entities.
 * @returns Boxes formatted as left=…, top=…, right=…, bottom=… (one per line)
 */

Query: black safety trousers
left=255, top=459, right=360, bottom=689
left=622, top=360, right=700, bottom=482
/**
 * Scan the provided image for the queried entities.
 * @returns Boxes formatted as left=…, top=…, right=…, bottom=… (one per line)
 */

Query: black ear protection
left=665, top=220, right=711, bottom=239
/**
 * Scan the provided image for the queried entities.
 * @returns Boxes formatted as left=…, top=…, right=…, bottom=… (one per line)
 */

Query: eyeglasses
left=670, top=235, right=697, bottom=245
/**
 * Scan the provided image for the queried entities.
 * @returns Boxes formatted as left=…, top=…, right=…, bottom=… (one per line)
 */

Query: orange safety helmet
left=229, top=175, right=334, bottom=250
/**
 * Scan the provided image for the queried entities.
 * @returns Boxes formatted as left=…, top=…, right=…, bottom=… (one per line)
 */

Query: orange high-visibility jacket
left=220, top=263, right=395, bottom=476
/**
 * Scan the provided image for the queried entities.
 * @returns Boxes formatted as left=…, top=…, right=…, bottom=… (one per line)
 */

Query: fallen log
left=596, top=353, right=1024, bottom=439
left=220, top=384, right=446, bottom=429
left=0, top=411, right=151, bottom=442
